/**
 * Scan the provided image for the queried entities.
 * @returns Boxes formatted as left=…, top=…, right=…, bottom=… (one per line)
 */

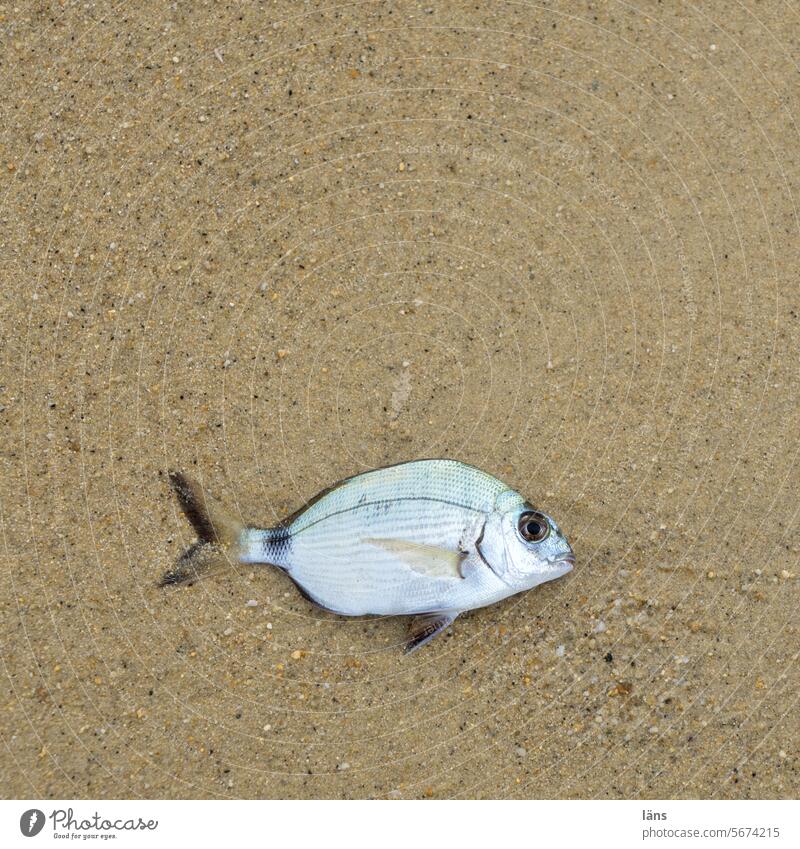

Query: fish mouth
left=549, top=552, right=575, bottom=576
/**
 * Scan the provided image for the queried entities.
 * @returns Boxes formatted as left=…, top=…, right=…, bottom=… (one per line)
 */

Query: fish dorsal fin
left=362, top=538, right=464, bottom=579
left=405, top=611, right=459, bottom=654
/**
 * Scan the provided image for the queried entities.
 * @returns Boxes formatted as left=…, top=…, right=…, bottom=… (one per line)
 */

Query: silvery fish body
left=164, top=459, right=574, bottom=653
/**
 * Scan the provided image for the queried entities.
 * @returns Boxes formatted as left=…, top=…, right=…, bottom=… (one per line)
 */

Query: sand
left=1, top=1, right=798, bottom=800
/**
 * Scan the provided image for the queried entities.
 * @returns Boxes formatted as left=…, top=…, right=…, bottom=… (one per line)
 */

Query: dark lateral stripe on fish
left=275, top=458, right=499, bottom=530
left=287, top=496, right=485, bottom=538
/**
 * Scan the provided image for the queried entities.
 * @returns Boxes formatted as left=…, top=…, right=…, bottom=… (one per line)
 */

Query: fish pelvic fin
left=405, top=610, right=459, bottom=654
left=160, top=471, right=246, bottom=587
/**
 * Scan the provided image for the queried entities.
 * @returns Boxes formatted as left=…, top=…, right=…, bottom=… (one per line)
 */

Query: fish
left=161, top=459, right=575, bottom=653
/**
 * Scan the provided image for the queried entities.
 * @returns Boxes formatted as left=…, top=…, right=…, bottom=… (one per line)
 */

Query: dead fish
left=162, top=459, right=575, bottom=653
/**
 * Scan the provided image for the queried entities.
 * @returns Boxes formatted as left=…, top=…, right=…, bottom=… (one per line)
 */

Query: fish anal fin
left=290, top=577, right=348, bottom=616
left=363, top=538, right=464, bottom=579
left=405, top=611, right=459, bottom=654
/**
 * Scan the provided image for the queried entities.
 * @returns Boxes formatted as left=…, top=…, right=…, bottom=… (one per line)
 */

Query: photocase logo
left=16, top=807, right=159, bottom=838
left=19, top=809, right=45, bottom=837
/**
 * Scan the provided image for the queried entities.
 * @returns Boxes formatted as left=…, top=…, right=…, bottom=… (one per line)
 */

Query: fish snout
left=549, top=551, right=575, bottom=577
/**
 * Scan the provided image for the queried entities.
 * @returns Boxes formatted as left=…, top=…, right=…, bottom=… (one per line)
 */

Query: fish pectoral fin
left=405, top=611, right=459, bottom=654
left=362, top=538, right=464, bottom=579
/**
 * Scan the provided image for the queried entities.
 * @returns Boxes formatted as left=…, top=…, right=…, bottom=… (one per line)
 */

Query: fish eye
left=518, top=511, right=550, bottom=543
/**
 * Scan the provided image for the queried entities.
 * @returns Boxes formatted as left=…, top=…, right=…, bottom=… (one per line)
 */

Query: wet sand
left=1, top=1, right=798, bottom=799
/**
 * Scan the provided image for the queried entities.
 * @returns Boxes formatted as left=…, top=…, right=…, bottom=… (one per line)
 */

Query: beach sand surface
left=1, top=1, right=799, bottom=799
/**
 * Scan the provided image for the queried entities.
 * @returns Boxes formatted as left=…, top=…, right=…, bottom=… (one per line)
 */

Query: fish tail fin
left=160, top=470, right=247, bottom=587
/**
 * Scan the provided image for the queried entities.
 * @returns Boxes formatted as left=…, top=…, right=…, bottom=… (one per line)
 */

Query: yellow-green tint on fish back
left=286, top=459, right=509, bottom=536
